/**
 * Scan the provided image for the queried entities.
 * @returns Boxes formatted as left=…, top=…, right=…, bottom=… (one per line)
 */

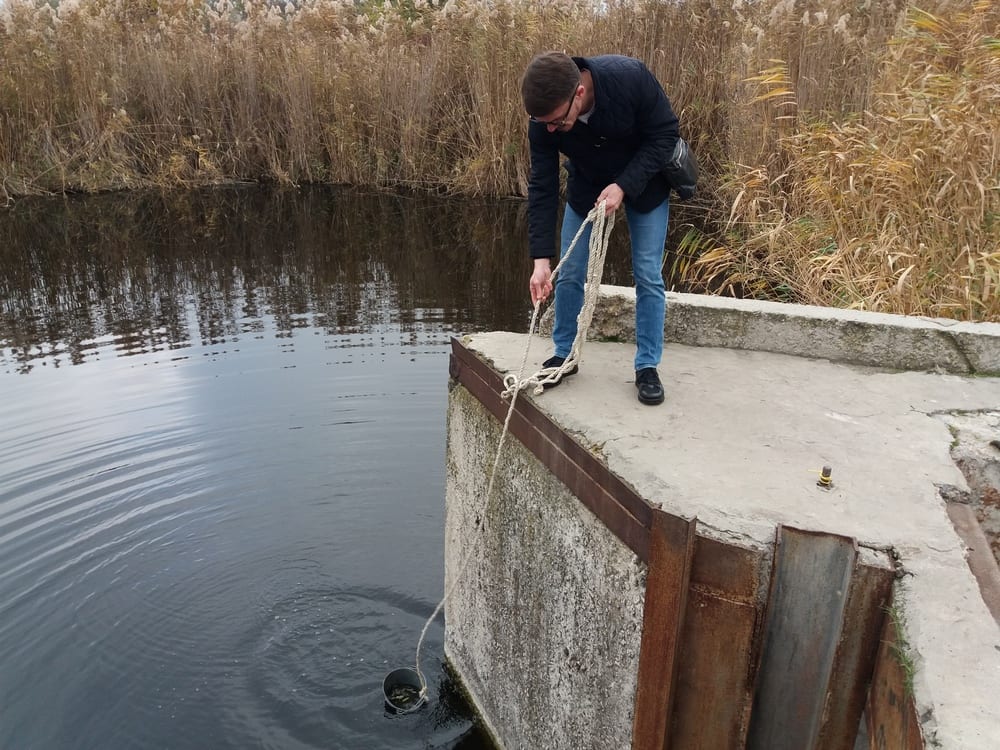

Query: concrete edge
left=584, top=287, right=1000, bottom=375
left=442, top=650, right=507, bottom=750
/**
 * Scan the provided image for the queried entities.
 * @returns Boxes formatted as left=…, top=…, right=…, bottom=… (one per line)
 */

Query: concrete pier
left=444, top=288, right=1000, bottom=749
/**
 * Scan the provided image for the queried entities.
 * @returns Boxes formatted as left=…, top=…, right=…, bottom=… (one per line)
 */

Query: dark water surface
left=0, top=187, right=634, bottom=750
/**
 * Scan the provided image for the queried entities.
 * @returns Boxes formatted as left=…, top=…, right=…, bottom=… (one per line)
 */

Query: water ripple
left=0, top=186, right=505, bottom=750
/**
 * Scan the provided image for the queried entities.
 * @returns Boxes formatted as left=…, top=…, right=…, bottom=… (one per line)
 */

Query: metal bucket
left=382, top=667, right=427, bottom=714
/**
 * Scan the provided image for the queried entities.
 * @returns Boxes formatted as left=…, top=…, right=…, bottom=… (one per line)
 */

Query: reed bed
left=1, top=0, right=996, bottom=319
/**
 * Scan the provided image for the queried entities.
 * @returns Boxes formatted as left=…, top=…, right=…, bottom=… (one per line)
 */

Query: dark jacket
left=526, top=55, right=680, bottom=259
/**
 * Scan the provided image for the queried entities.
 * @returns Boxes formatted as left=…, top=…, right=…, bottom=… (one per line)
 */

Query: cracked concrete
left=463, top=286, right=1000, bottom=749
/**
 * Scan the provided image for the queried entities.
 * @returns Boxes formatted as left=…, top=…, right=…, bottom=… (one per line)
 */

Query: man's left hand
left=595, top=183, right=624, bottom=215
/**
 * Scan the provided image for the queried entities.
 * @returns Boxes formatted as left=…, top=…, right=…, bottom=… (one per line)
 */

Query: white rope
left=410, top=202, right=616, bottom=700
left=503, top=203, right=615, bottom=397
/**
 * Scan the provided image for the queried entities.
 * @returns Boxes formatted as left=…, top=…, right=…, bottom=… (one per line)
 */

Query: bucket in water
left=382, top=667, right=427, bottom=714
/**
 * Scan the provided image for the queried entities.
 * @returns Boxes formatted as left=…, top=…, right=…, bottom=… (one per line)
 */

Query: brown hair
left=520, top=51, right=580, bottom=117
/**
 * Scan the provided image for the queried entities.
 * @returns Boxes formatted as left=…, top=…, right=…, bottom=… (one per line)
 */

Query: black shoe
left=635, top=367, right=664, bottom=405
left=541, top=355, right=579, bottom=389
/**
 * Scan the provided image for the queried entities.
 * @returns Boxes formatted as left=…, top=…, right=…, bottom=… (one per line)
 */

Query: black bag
left=663, top=137, right=698, bottom=201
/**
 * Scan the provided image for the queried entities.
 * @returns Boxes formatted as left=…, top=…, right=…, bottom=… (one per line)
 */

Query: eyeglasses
left=529, top=95, right=575, bottom=128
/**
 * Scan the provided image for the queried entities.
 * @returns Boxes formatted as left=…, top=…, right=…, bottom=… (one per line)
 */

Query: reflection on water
left=0, top=186, right=643, bottom=750
left=0, top=186, right=634, bottom=374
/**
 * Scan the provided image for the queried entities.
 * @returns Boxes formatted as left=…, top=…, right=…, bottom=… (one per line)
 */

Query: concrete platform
left=459, top=289, right=1000, bottom=749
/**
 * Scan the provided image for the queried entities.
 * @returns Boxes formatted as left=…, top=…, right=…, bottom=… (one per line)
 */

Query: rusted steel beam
left=816, top=555, right=896, bottom=750
left=747, top=526, right=858, bottom=750
left=669, top=538, right=767, bottom=749
left=632, top=511, right=697, bottom=750
left=450, top=337, right=653, bottom=560
left=865, top=602, right=926, bottom=749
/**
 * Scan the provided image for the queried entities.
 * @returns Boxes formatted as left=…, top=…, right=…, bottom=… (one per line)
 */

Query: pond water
left=0, top=186, right=635, bottom=750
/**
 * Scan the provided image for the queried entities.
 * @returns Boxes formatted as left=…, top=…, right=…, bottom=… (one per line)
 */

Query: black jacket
left=526, top=55, right=680, bottom=259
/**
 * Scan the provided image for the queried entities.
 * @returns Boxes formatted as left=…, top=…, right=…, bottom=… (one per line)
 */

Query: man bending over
left=521, top=51, right=679, bottom=406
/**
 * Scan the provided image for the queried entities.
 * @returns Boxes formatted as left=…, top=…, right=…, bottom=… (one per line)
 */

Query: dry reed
left=0, top=0, right=996, bottom=319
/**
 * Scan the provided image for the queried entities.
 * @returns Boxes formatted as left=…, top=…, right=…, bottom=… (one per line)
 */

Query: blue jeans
left=552, top=199, right=669, bottom=371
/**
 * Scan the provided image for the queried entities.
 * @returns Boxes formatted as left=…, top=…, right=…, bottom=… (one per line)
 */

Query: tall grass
left=698, top=0, right=1000, bottom=320
left=1, top=0, right=996, bottom=319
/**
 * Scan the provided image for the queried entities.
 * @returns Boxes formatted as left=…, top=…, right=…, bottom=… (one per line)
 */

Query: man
left=521, top=51, right=679, bottom=406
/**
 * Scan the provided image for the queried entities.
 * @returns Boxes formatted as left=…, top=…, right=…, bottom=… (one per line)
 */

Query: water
left=0, top=186, right=634, bottom=750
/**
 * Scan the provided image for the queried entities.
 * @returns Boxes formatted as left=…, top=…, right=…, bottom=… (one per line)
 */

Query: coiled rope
left=410, top=202, right=616, bottom=699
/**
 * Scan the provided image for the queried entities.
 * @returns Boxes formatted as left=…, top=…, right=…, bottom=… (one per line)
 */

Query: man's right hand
left=529, top=258, right=553, bottom=305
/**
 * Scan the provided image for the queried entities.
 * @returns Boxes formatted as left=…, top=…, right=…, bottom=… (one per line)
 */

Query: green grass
left=886, top=601, right=917, bottom=699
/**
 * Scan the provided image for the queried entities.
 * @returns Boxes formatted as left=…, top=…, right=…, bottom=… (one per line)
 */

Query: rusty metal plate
left=865, top=607, right=925, bottom=749
left=632, top=511, right=697, bottom=750
left=690, top=535, right=764, bottom=602
left=816, top=556, right=896, bottom=750
left=669, top=593, right=760, bottom=748
left=747, top=526, right=858, bottom=750
left=669, top=537, right=768, bottom=749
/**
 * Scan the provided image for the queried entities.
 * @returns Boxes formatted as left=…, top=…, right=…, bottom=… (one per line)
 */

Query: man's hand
left=596, top=183, right=625, bottom=215
left=529, top=258, right=553, bottom=305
